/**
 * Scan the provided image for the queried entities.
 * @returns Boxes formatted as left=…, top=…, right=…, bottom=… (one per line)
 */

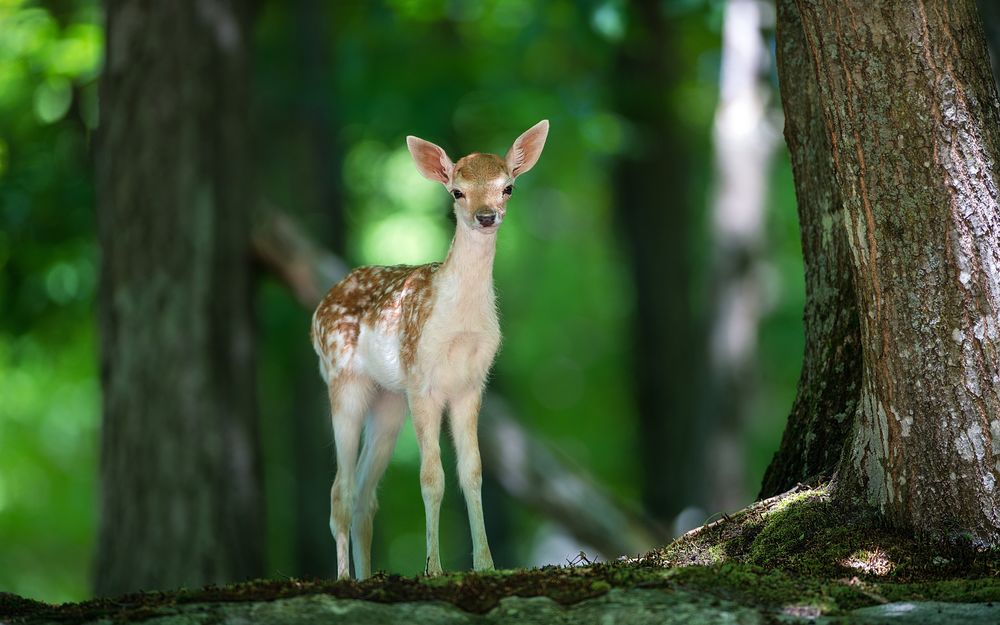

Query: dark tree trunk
left=758, top=0, right=863, bottom=499
left=95, top=0, right=264, bottom=595
left=289, top=0, right=342, bottom=580
left=977, top=0, right=1000, bottom=88
left=775, top=0, right=1000, bottom=543
left=290, top=0, right=344, bottom=253
left=613, top=0, right=710, bottom=525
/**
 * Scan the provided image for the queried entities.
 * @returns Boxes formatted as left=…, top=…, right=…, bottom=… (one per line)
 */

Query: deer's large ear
left=406, top=136, right=454, bottom=185
left=506, top=120, right=549, bottom=178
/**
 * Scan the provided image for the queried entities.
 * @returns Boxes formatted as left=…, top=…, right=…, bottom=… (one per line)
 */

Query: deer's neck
left=435, top=222, right=497, bottom=307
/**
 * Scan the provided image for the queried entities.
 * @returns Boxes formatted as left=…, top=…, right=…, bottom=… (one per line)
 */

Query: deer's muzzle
left=475, top=208, right=497, bottom=228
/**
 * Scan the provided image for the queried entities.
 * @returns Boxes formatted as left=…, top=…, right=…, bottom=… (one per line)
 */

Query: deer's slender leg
left=328, top=375, right=373, bottom=579
left=351, top=390, right=408, bottom=580
left=449, top=389, right=494, bottom=570
left=410, top=392, right=446, bottom=575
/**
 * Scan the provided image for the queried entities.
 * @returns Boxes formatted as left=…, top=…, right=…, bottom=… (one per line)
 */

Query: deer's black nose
left=475, top=209, right=497, bottom=227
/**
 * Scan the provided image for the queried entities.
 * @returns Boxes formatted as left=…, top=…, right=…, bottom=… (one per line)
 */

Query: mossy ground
left=650, top=484, right=1000, bottom=579
left=642, top=484, right=1000, bottom=613
left=4, top=485, right=1000, bottom=623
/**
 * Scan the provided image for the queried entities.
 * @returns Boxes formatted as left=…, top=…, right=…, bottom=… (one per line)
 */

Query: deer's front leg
left=410, top=393, right=445, bottom=575
left=449, top=389, right=494, bottom=571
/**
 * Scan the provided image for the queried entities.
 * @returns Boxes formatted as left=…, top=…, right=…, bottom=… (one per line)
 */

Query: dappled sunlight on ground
left=841, top=548, right=893, bottom=577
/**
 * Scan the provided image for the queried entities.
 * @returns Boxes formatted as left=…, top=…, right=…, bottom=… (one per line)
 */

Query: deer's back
left=311, top=263, right=440, bottom=386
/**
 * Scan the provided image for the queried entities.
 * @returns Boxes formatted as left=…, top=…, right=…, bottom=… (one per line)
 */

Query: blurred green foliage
left=0, top=0, right=102, bottom=603
left=0, top=0, right=804, bottom=604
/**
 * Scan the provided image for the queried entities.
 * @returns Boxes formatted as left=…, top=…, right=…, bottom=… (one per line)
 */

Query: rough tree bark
left=95, top=0, right=263, bottom=595
left=776, top=0, right=1000, bottom=542
left=758, top=0, right=863, bottom=498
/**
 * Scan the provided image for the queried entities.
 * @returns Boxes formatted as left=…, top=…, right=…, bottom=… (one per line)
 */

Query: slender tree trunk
left=613, top=0, right=710, bottom=527
left=95, top=0, right=263, bottom=595
left=782, top=0, right=1000, bottom=542
left=758, top=0, right=863, bottom=498
left=705, top=0, right=780, bottom=513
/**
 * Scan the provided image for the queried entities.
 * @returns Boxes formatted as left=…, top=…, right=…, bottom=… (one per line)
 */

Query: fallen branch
left=251, top=208, right=350, bottom=309
left=479, top=394, right=666, bottom=557
left=250, top=209, right=667, bottom=558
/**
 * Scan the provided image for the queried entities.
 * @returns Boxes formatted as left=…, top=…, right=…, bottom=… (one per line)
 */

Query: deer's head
left=406, top=120, right=549, bottom=234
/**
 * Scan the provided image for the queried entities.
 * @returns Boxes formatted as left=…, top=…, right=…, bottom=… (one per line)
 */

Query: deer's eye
left=503, top=185, right=513, bottom=196
left=452, top=189, right=464, bottom=199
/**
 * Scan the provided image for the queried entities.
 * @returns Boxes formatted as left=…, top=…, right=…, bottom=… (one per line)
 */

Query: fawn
left=311, top=121, right=549, bottom=579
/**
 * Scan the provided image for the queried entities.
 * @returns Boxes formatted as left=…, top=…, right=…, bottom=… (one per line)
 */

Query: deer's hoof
left=473, top=549, right=495, bottom=571
left=424, top=557, right=443, bottom=576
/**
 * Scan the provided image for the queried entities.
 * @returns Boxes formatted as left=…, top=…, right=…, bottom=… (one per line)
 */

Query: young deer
left=311, top=121, right=549, bottom=579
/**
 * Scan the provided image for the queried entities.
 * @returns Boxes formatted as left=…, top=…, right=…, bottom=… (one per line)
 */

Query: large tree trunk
left=758, top=0, right=863, bottom=499
left=781, top=0, right=1000, bottom=542
left=95, top=0, right=264, bottom=595
left=613, top=0, right=710, bottom=528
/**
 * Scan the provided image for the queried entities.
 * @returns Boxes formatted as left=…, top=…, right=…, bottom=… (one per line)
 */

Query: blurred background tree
left=0, top=0, right=811, bottom=602
left=94, top=0, right=263, bottom=597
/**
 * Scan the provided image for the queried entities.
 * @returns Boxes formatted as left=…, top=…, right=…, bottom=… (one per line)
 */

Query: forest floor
left=4, top=485, right=1000, bottom=624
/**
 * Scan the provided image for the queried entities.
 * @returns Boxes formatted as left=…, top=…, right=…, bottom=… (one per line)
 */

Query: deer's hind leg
left=328, top=374, right=374, bottom=579
left=351, top=390, right=407, bottom=580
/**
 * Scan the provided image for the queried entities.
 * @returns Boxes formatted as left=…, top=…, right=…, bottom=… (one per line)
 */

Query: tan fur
left=312, top=121, right=548, bottom=580
left=455, top=152, right=507, bottom=180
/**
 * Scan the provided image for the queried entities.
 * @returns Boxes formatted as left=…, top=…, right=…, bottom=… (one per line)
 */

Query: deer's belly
left=357, top=324, right=407, bottom=392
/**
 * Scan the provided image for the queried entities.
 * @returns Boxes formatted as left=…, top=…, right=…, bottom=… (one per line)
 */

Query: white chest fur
left=413, top=272, right=500, bottom=398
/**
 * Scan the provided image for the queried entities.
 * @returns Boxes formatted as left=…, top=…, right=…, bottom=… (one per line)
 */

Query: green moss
left=651, top=484, right=1000, bottom=583
left=8, top=560, right=1000, bottom=623
left=746, top=490, right=851, bottom=572
left=882, top=578, right=1000, bottom=604
left=665, top=562, right=1000, bottom=614
left=8, top=485, right=1000, bottom=622
left=415, top=572, right=465, bottom=587
left=668, top=563, right=830, bottom=609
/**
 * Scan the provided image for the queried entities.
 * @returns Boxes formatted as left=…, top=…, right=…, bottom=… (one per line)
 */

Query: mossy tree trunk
left=95, top=0, right=264, bottom=595
left=770, top=0, right=1000, bottom=543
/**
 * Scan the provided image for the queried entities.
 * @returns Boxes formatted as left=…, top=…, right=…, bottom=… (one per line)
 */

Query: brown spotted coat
left=311, top=263, right=441, bottom=380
